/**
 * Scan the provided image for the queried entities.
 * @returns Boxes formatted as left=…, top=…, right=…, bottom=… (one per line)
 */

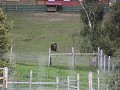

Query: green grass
left=15, top=63, right=97, bottom=81
left=4, top=12, right=101, bottom=89
left=8, top=63, right=97, bottom=90
left=7, top=12, right=82, bottom=54
left=5, top=12, right=97, bottom=74
left=6, top=12, right=88, bottom=65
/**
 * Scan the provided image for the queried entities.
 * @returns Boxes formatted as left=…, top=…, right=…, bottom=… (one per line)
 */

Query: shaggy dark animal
left=51, top=43, right=57, bottom=52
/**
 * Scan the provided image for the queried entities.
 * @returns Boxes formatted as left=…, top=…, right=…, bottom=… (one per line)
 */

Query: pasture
left=7, top=12, right=85, bottom=64
left=5, top=12, right=103, bottom=89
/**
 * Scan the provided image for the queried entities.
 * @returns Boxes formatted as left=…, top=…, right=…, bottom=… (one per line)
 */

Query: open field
left=7, top=12, right=84, bottom=64
left=6, top=12, right=97, bottom=71
left=4, top=12, right=104, bottom=89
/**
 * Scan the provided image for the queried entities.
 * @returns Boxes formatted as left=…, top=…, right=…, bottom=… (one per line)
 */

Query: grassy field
left=8, top=13, right=82, bottom=52
left=5, top=12, right=101, bottom=89
left=6, top=12, right=85, bottom=63
left=6, top=12, right=97, bottom=73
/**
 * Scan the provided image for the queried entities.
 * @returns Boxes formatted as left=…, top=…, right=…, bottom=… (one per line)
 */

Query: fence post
left=100, top=49, right=103, bottom=69
left=106, top=85, right=109, bottom=90
left=48, top=48, right=51, bottom=66
left=10, top=45, right=13, bottom=62
left=104, top=55, right=106, bottom=72
left=88, top=72, right=92, bottom=90
left=30, top=70, right=32, bottom=90
left=72, top=47, right=75, bottom=69
left=3, top=67, right=8, bottom=90
left=108, top=56, right=110, bottom=74
left=67, top=76, right=70, bottom=90
left=97, top=70, right=100, bottom=90
left=56, top=77, right=59, bottom=90
left=98, top=47, right=100, bottom=68
left=77, top=74, right=80, bottom=90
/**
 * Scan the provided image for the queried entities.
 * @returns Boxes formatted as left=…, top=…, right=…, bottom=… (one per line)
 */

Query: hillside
left=7, top=12, right=83, bottom=64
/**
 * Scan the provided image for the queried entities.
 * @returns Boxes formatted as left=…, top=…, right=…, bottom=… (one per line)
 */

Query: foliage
left=107, top=1, right=120, bottom=90
left=80, top=0, right=120, bottom=56
left=109, top=63, right=120, bottom=90
left=110, top=1, right=120, bottom=24
left=0, top=8, right=14, bottom=79
left=0, top=8, right=13, bottom=62
left=80, top=0, right=104, bottom=52
left=16, top=63, right=96, bottom=81
left=102, top=1, right=120, bottom=56
left=0, top=59, right=9, bottom=67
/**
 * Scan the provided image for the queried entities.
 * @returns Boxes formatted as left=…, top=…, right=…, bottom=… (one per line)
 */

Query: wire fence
left=0, top=67, right=114, bottom=90
left=48, top=47, right=114, bottom=73
left=5, top=38, right=115, bottom=90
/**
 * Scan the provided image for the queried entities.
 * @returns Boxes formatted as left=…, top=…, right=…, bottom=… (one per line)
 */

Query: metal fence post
left=10, top=45, right=13, bottom=62
left=100, top=49, right=103, bottom=69
left=72, top=47, right=75, bottom=69
left=30, top=70, right=32, bottom=90
left=77, top=74, right=80, bottom=90
left=106, top=85, right=109, bottom=90
left=56, top=77, right=59, bottom=90
left=108, top=56, right=111, bottom=74
left=98, top=47, right=100, bottom=68
left=88, top=72, right=92, bottom=90
left=97, top=70, right=100, bottom=90
left=104, top=55, right=106, bottom=72
left=48, top=48, right=51, bottom=66
left=3, top=67, right=8, bottom=90
left=67, top=76, right=70, bottom=90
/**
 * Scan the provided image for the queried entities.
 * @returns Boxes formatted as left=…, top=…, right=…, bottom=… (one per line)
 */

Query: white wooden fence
left=1, top=67, right=110, bottom=90
left=5, top=69, right=80, bottom=90
left=97, top=48, right=112, bottom=73
left=0, top=67, right=8, bottom=90
left=48, top=47, right=112, bottom=73
left=48, top=47, right=99, bottom=68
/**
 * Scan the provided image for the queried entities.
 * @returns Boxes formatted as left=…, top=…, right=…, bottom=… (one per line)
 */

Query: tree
left=109, top=63, right=120, bottom=90
left=79, top=0, right=120, bottom=56
left=106, top=1, right=120, bottom=90
left=0, top=8, right=13, bottom=67
left=79, top=0, right=104, bottom=52
left=101, top=1, right=120, bottom=56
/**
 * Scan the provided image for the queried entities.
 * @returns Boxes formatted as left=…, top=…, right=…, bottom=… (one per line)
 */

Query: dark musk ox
left=51, top=43, right=58, bottom=52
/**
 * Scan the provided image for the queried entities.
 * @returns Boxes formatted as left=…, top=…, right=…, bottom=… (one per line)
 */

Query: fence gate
left=0, top=67, right=8, bottom=90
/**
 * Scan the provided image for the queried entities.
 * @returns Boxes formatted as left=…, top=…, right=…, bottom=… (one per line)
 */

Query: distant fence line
left=48, top=47, right=113, bottom=73
left=0, top=67, right=109, bottom=90
left=0, top=5, right=110, bottom=12
left=97, top=48, right=113, bottom=73
left=48, top=47, right=98, bottom=69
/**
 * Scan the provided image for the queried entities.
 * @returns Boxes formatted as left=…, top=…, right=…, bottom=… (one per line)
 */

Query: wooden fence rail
left=1, top=68, right=110, bottom=90
left=48, top=47, right=99, bottom=69
left=48, top=47, right=112, bottom=72
left=0, top=67, right=8, bottom=90
left=6, top=69, right=80, bottom=90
